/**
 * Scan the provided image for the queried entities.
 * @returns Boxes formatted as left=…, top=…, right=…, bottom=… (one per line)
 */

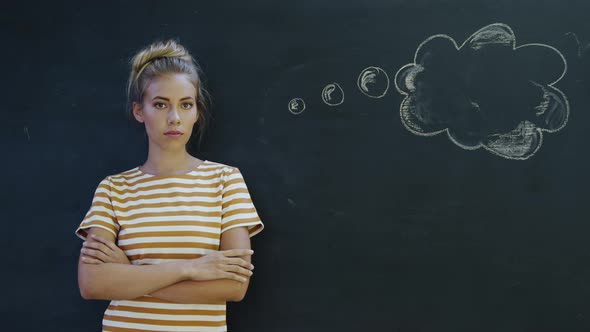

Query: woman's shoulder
left=200, top=160, right=239, bottom=174
left=98, top=167, right=143, bottom=185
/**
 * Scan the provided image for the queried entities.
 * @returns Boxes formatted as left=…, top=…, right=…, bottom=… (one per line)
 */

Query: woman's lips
left=164, top=131, right=184, bottom=137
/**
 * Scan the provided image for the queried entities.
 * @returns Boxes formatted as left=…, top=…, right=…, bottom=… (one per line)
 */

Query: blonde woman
left=76, top=39, right=264, bottom=332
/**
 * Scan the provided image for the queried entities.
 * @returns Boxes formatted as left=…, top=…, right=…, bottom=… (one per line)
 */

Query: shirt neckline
left=136, top=160, right=208, bottom=177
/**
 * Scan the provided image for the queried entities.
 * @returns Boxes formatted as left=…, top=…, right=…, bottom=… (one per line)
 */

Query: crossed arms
left=77, top=226, right=255, bottom=304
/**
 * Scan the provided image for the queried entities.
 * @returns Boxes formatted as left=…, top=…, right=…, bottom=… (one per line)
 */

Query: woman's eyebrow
left=151, top=96, right=194, bottom=101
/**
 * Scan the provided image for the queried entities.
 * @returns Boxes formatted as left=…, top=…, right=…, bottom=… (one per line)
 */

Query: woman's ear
left=132, top=102, right=144, bottom=123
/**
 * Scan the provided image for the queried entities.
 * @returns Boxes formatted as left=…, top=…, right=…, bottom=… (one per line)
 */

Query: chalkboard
left=4, top=0, right=590, bottom=331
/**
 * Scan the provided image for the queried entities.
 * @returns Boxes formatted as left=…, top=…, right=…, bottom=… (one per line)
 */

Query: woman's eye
left=182, top=103, right=194, bottom=109
left=154, top=102, right=166, bottom=109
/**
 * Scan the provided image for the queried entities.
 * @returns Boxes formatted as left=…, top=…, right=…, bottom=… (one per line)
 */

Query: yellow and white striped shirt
left=76, top=160, right=263, bottom=332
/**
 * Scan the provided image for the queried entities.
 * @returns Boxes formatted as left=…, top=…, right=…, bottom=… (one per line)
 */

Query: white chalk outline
left=565, top=32, right=583, bottom=57
left=357, top=66, right=390, bottom=98
left=564, top=32, right=590, bottom=58
left=483, top=120, right=542, bottom=159
left=321, top=83, right=344, bottom=106
left=288, top=98, right=306, bottom=115
left=394, top=23, right=569, bottom=160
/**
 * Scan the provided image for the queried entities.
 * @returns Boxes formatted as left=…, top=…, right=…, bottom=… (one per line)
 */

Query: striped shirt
left=76, top=160, right=264, bottom=332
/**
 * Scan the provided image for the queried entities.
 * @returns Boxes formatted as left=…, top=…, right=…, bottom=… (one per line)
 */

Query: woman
left=76, top=39, right=264, bottom=332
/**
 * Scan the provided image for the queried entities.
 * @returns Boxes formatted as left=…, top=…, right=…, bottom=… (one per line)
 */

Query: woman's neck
left=141, top=146, right=201, bottom=175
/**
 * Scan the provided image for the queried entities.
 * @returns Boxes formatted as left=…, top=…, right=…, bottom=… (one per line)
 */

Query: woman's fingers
left=90, top=234, right=118, bottom=251
left=83, top=240, right=111, bottom=256
left=225, top=257, right=255, bottom=270
left=186, top=249, right=255, bottom=282
left=82, top=237, right=131, bottom=265
left=224, top=264, right=254, bottom=277
left=221, top=271, right=248, bottom=283
left=220, top=249, right=254, bottom=268
left=81, top=247, right=110, bottom=262
left=80, top=255, right=103, bottom=264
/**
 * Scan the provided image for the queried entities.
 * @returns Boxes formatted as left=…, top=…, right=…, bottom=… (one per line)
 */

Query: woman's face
left=133, top=73, right=198, bottom=151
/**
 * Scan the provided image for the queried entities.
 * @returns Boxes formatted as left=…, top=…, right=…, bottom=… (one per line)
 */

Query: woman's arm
left=78, top=227, right=253, bottom=301
left=149, top=226, right=254, bottom=303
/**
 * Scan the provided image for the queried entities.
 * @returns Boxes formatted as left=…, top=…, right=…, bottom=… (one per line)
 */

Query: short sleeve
left=75, top=176, right=120, bottom=240
left=221, top=168, right=264, bottom=237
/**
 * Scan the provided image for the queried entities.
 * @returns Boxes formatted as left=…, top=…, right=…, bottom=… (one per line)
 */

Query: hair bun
left=131, top=40, right=193, bottom=77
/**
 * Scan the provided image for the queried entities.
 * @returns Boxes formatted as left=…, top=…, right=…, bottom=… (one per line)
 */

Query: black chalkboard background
left=4, top=0, right=590, bottom=331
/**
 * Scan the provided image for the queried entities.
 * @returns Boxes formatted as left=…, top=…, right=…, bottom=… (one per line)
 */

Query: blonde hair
left=126, top=39, right=211, bottom=145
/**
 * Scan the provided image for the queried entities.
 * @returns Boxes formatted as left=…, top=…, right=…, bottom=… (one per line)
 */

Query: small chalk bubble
left=321, top=83, right=344, bottom=106
left=287, top=198, right=297, bottom=207
left=288, top=98, right=306, bottom=115
left=357, top=66, right=390, bottom=98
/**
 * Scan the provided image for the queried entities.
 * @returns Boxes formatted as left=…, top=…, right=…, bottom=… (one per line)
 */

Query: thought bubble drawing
left=288, top=98, right=306, bottom=115
left=322, top=83, right=344, bottom=106
left=358, top=66, right=390, bottom=98
left=395, top=23, right=569, bottom=160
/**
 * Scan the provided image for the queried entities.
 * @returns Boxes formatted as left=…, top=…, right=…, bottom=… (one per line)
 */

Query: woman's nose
left=168, top=109, right=181, bottom=124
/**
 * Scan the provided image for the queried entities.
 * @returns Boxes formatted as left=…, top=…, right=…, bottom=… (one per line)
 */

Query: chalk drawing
left=565, top=32, right=590, bottom=58
left=322, top=83, right=344, bottom=106
left=287, top=198, right=297, bottom=207
left=566, top=32, right=583, bottom=57
left=395, top=23, right=569, bottom=160
left=288, top=98, right=306, bottom=115
left=357, top=66, right=390, bottom=98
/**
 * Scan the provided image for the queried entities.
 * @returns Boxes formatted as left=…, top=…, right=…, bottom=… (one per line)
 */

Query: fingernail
left=250, top=264, right=255, bottom=269
left=91, top=234, right=96, bottom=238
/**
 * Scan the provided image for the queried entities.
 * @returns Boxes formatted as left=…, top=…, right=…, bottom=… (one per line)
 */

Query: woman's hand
left=80, top=234, right=131, bottom=265
left=80, top=234, right=254, bottom=282
left=184, top=249, right=254, bottom=283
